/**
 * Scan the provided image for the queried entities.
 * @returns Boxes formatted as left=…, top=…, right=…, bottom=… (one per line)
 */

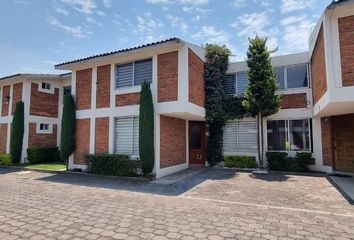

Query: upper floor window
left=276, top=64, right=309, bottom=90
left=40, top=123, right=49, bottom=131
left=116, top=58, right=152, bottom=89
left=224, top=71, right=249, bottom=96
left=63, top=86, right=71, bottom=97
left=41, top=82, right=51, bottom=90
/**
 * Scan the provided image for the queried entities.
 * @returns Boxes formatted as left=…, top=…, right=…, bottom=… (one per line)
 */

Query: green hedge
left=84, top=154, right=134, bottom=177
left=266, top=152, right=312, bottom=172
left=27, top=147, right=59, bottom=163
left=224, top=155, right=257, bottom=168
left=0, top=153, right=12, bottom=166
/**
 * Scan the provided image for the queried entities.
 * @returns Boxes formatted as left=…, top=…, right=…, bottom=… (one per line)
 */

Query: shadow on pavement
left=35, top=168, right=238, bottom=196
left=249, top=172, right=290, bottom=182
left=0, top=167, right=24, bottom=175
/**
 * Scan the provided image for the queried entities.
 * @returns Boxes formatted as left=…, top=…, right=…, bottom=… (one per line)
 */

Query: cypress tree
left=60, top=94, right=76, bottom=170
left=10, top=101, right=24, bottom=164
left=139, top=81, right=154, bottom=175
left=243, top=36, right=281, bottom=169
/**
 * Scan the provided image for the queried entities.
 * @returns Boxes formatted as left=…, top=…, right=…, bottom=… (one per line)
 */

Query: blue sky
left=0, top=0, right=331, bottom=77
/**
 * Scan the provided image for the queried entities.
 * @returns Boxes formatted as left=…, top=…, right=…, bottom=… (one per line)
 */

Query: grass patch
left=16, top=162, right=66, bottom=170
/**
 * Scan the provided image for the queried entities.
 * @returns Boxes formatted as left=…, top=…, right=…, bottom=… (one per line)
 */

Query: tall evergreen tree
left=10, top=101, right=25, bottom=164
left=243, top=36, right=281, bottom=169
left=60, top=94, right=76, bottom=170
left=139, top=81, right=154, bottom=175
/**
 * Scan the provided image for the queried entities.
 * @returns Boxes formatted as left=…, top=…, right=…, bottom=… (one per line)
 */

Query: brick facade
left=321, top=117, right=333, bottom=166
left=1, top=85, right=10, bottom=116
left=158, top=51, right=178, bottom=102
left=12, top=83, right=23, bottom=114
left=188, top=49, right=205, bottom=107
left=311, top=25, right=327, bottom=104
left=95, top=117, right=109, bottom=153
left=115, top=92, right=140, bottom=107
left=76, top=68, right=92, bottom=110
left=74, top=119, right=90, bottom=164
left=160, top=115, right=186, bottom=168
left=30, top=83, right=59, bottom=118
left=28, top=123, right=57, bottom=148
left=338, top=15, right=354, bottom=87
left=96, top=65, right=111, bottom=108
left=0, top=123, right=8, bottom=153
left=280, top=93, right=307, bottom=109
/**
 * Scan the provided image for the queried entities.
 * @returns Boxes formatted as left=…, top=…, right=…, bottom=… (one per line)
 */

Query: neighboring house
left=0, top=73, right=71, bottom=162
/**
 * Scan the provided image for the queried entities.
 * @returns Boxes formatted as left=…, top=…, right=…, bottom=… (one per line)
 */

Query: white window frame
left=113, top=116, right=139, bottom=158
left=38, top=81, right=55, bottom=94
left=267, top=118, right=311, bottom=152
left=276, top=63, right=310, bottom=91
left=36, top=123, right=53, bottom=134
left=115, top=58, right=152, bottom=90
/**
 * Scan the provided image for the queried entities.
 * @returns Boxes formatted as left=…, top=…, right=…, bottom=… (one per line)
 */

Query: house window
left=63, top=86, right=71, bottom=97
left=116, top=58, right=152, bottom=88
left=114, top=116, right=139, bottom=155
left=267, top=119, right=310, bottom=151
left=41, top=82, right=51, bottom=90
left=275, top=64, right=308, bottom=90
left=224, top=71, right=249, bottom=96
left=40, top=123, right=49, bottom=131
left=223, top=119, right=258, bottom=152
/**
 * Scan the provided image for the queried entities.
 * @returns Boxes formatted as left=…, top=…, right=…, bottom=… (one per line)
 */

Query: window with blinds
left=116, top=58, right=152, bottom=88
left=114, top=117, right=139, bottom=155
left=223, top=119, right=258, bottom=153
left=224, top=71, right=249, bottom=96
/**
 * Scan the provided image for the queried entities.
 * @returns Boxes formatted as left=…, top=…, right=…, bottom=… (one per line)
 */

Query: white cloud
left=147, top=0, right=170, bottom=3
left=280, top=0, right=315, bottom=13
left=166, top=14, right=188, bottom=32
left=136, top=12, right=163, bottom=34
left=102, top=0, right=112, bottom=8
left=60, top=0, right=96, bottom=14
left=48, top=17, right=91, bottom=38
left=86, top=16, right=102, bottom=26
left=235, top=11, right=272, bottom=37
left=147, top=0, right=208, bottom=4
left=232, top=0, right=247, bottom=8
left=54, top=7, right=70, bottom=16
left=182, top=5, right=209, bottom=13
left=192, top=26, right=230, bottom=46
left=13, top=0, right=29, bottom=4
left=97, top=10, right=106, bottom=16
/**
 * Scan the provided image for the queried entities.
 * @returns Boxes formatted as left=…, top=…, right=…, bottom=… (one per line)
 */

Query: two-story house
left=0, top=73, right=71, bottom=162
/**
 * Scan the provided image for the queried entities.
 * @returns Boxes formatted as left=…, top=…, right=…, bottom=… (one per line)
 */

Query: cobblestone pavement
left=0, top=168, right=353, bottom=240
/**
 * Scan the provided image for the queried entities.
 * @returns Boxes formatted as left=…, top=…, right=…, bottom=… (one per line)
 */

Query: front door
left=189, top=121, right=206, bottom=165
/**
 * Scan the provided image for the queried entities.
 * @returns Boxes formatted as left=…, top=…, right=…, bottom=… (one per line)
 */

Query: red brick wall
left=76, top=68, right=92, bottom=110
left=188, top=49, right=205, bottom=107
left=280, top=93, right=307, bottom=109
left=0, top=123, right=8, bottom=153
left=30, top=83, right=59, bottom=118
left=75, top=119, right=90, bottom=164
left=12, top=83, right=23, bottom=114
left=338, top=15, right=354, bottom=87
left=95, top=117, right=109, bottom=153
left=321, top=117, right=333, bottom=166
left=115, top=92, right=140, bottom=107
left=160, top=115, right=186, bottom=168
left=28, top=123, right=57, bottom=148
left=1, top=85, right=10, bottom=116
left=311, top=25, right=327, bottom=104
left=96, top=65, right=111, bottom=108
left=158, top=51, right=178, bottom=102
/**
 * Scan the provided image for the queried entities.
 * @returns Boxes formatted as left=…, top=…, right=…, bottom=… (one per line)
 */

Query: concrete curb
left=327, top=176, right=354, bottom=205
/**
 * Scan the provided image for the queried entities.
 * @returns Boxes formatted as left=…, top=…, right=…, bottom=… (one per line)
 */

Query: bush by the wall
left=0, top=154, right=12, bottom=166
left=27, top=147, right=58, bottom=163
left=84, top=154, right=134, bottom=177
left=224, top=155, right=257, bottom=168
left=266, top=151, right=311, bottom=172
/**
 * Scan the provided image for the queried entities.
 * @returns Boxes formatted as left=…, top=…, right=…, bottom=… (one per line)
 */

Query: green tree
left=60, top=94, right=76, bottom=170
left=139, top=81, right=154, bottom=175
left=204, top=44, right=231, bottom=166
left=243, top=36, right=281, bottom=169
left=10, top=101, right=24, bottom=164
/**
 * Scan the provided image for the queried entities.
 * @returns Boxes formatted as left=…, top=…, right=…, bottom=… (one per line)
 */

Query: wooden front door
left=189, top=121, right=206, bottom=165
left=332, top=114, right=354, bottom=173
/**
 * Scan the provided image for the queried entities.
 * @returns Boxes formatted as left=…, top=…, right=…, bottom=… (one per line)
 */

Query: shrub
left=266, top=152, right=288, bottom=171
left=224, top=155, right=257, bottom=168
left=27, top=147, right=58, bottom=163
left=0, top=153, right=12, bottom=166
left=85, top=154, right=134, bottom=177
left=266, top=151, right=311, bottom=172
left=10, top=101, right=25, bottom=164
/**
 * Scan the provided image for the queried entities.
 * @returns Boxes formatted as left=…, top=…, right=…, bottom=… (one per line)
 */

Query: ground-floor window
left=267, top=119, right=310, bottom=151
left=114, top=116, right=139, bottom=155
left=223, top=119, right=258, bottom=152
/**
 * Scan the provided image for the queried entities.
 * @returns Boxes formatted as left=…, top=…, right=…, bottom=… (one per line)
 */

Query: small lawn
left=16, top=162, right=66, bottom=170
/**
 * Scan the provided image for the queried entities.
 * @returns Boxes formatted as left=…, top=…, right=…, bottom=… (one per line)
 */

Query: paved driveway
left=0, top=168, right=353, bottom=240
